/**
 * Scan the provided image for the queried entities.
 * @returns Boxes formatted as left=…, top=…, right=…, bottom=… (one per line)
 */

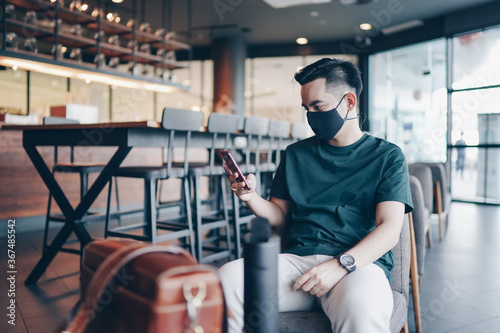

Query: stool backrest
left=243, top=117, right=269, bottom=168
left=268, top=120, right=290, bottom=138
left=207, top=113, right=240, bottom=173
left=244, top=117, right=269, bottom=136
left=291, top=122, right=309, bottom=141
left=161, top=108, right=203, bottom=176
left=208, top=113, right=240, bottom=134
left=161, top=108, right=203, bottom=131
left=267, top=120, right=290, bottom=166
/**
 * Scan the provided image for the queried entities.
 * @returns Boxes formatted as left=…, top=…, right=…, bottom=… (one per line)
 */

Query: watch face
left=340, top=254, right=355, bottom=267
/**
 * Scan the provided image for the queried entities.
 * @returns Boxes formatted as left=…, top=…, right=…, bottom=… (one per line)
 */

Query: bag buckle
left=183, top=281, right=207, bottom=333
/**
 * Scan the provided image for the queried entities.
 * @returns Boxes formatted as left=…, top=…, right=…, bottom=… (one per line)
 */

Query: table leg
left=74, top=146, right=132, bottom=219
left=24, top=222, right=74, bottom=285
left=23, top=144, right=132, bottom=285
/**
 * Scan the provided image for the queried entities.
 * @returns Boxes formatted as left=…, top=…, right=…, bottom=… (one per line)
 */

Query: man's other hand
left=293, top=259, right=348, bottom=298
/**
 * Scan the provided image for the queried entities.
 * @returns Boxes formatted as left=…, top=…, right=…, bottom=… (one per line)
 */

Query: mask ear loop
left=344, top=111, right=359, bottom=121
left=340, top=94, right=359, bottom=121
left=357, top=113, right=366, bottom=128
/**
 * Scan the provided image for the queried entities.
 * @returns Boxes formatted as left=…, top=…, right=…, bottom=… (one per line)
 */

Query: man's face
left=300, top=78, right=345, bottom=116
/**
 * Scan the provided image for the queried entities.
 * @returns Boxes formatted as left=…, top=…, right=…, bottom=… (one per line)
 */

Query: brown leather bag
left=56, top=239, right=227, bottom=333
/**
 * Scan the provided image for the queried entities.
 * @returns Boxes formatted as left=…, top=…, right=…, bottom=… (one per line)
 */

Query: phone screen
left=219, top=150, right=250, bottom=190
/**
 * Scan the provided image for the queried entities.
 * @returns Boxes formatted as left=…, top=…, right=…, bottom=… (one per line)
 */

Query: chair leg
left=219, top=175, right=232, bottom=262
left=400, top=322, right=409, bottom=333
left=182, top=176, right=195, bottom=256
left=409, top=213, right=422, bottom=333
left=43, top=192, right=53, bottom=253
left=426, top=226, right=432, bottom=248
left=104, top=177, right=113, bottom=238
left=113, top=176, right=121, bottom=226
left=156, top=179, right=161, bottom=220
left=193, top=175, right=204, bottom=262
left=435, top=180, right=444, bottom=240
left=232, top=191, right=243, bottom=259
left=144, top=178, right=157, bottom=244
left=79, top=172, right=89, bottom=222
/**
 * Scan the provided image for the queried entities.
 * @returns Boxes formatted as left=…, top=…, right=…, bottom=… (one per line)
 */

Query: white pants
left=218, top=253, right=393, bottom=333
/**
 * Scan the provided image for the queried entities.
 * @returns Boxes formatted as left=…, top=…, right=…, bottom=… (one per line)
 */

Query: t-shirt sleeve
left=376, top=148, right=413, bottom=213
left=270, top=150, right=291, bottom=201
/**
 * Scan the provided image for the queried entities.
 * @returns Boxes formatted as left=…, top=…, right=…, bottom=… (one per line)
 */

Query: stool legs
left=192, top=174, right=232, bottom=264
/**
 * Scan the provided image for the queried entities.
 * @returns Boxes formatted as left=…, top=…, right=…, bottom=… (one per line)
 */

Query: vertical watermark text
left=6, top=219, right=17, bottom=326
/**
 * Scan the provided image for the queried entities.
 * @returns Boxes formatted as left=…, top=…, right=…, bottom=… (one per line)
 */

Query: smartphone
left=219, top=150, right=251, bottom=190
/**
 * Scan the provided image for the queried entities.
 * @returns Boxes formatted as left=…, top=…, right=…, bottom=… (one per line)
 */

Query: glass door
left=450, top=26, right=500, bottom=205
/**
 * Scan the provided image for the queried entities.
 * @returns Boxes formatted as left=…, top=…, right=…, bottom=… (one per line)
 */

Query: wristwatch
left=336, top=253, right=356, bottom=273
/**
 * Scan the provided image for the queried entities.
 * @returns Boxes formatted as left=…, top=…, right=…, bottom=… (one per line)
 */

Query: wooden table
left=2, top=121, right=290, bottom=285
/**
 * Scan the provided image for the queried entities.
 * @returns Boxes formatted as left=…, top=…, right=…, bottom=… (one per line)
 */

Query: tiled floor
left=1, top=202, right=499, bottom=333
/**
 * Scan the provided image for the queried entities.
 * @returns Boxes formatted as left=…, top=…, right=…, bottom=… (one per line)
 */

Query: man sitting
left=220, top=58, right=413, bottom=333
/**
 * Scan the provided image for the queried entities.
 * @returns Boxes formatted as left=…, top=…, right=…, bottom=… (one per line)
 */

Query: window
left=368, top=39, right=447, bottom=163
left=0, top=68, right=27, bottom=115
left=450, top=26, right=500, bottom=204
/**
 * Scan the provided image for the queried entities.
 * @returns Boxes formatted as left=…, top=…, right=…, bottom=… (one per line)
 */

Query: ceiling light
left=112, top=0, right=123, bottom=3
left=263, top=0, right=331, bottom=9
left=310, top=11, right=319, bottom=17
left=381, top=19, right=423, bottom=35
left=296, top=37, right=308, bottom=45
left=359, top=23, right=372, bottom=30
left=81, top=3, right=88, bottom=11
left=340, top=0, right=377, bottom=4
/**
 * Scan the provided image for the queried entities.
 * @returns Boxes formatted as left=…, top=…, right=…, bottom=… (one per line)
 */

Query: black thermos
left=243, top=217, right=280, bottom=333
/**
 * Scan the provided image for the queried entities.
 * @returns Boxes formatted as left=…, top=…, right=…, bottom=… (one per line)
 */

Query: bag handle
left=56, top=243, right=194, bottom=333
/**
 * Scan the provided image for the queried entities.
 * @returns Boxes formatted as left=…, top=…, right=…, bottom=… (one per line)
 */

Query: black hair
left=294, top=58, right=363, bottom=99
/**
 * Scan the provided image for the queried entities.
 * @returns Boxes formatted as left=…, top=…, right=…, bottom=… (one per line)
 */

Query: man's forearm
left=347, top=218, right=402, bottom=268
left=245, top=195, right=287, bottom=227
left=346, top=201, right=405, bottom=268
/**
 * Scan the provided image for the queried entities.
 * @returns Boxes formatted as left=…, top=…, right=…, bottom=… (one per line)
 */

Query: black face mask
left=306, top=94, right=356, bottom=141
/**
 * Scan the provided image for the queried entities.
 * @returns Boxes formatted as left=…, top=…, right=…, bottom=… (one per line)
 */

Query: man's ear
left=345, top=92, right=357, bottom=110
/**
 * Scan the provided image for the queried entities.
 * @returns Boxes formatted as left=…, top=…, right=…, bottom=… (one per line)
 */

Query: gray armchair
left=279, top=215, right=412, bottom=333
left=408, top=164, right=434, bottom=269
left=422, top=163, right=451, bottom=240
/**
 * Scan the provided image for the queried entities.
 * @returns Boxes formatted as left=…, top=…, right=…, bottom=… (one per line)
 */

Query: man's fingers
left=222, top=163, right=232, bottom=175
left=300, top=279, right=317, bottom=293
left=309, top=285, right=323, bottom=297
left=245, top=174, right=256, bottom=189
left=293, top=273, right=309, bottom=291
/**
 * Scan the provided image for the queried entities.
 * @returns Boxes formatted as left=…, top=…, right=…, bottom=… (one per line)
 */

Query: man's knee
left=322, top=265, right=393, bottom=332
left=218, top=259, right=244, bottom=293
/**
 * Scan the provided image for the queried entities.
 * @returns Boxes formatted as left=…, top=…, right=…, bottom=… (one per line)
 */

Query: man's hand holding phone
left=220, top=150, right=256, bottom=202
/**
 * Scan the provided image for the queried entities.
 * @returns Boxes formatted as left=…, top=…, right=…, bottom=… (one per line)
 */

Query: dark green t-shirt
left=270, top=134, right=413, bottom=282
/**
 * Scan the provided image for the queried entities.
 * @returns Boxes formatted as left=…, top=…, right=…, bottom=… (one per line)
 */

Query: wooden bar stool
left=231, top=116, right=270, bottom=259
left=189, top=113, right=240, bottom=264
left=104, top=108, right=202, bottom=255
